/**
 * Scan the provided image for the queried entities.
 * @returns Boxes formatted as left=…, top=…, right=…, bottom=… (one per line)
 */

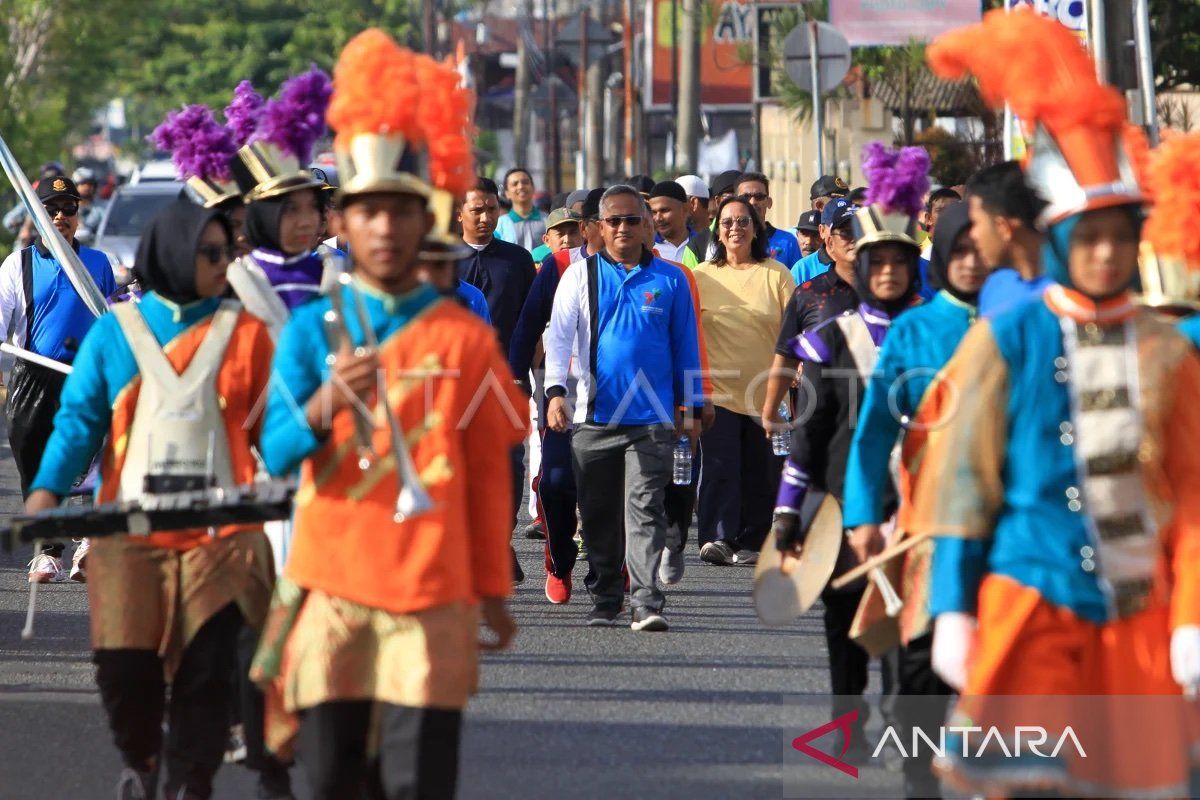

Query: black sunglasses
left=601, top=215, right=643, bottom=228
left=197, top=244, right=235, bottom=263
left=740, top=192, right=769, bottom=202
left=44, top=203, right=79, bottom=218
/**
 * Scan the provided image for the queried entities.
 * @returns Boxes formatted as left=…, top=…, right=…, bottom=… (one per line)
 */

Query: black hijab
left=135, top=199, right=231, bottom=305
left=926, top=201, right=977, bottom=304
left=244, top=195, right=286, bottom=253
left=854, top=238, right=921, bottom=316
left=245, top=187, right=324, bottom=255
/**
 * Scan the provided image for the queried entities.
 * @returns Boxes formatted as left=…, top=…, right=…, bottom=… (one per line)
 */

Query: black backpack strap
left=20, top=246, right=34, bottom=344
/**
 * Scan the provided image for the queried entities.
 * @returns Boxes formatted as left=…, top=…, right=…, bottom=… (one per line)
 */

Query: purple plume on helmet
left=862, top=141, right=931, bottom=219
left=149, top=105, right=237, bottom=182
left=224, top=80, right=266, bottom=147
left=259, top=66, right=332, bottom=164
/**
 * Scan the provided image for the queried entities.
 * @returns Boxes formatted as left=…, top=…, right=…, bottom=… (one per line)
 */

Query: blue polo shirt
left=0, top=241, right=116, bottom=362
left=544, top=250, right=704, bottom=426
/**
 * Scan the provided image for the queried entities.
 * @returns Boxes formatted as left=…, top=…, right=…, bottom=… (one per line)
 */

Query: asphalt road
left=0, top=425, right=904, bottom=800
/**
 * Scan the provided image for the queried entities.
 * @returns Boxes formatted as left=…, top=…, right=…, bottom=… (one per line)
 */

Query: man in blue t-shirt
left=0, top=175, right=117, bottom=580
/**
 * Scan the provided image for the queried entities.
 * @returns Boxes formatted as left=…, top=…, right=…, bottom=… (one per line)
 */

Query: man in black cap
left=709, top=170, right=742, bottom=212
left=788, top=195, right=854, bottom=283
left=793, top=210, right=821, bottom=258
left=627, top=175, right=655, bottom=199
left=809, top=174, right=849, bottom=214
left=576, top=187, right=607, bottom=262
left=0, top=174, right=118, bottom=582
left=648, top=181, right=703, bottom=267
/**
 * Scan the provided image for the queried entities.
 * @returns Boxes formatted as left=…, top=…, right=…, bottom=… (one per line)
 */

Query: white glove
left=1170, top=625, right=1200, bottom=692
left=931, top=612, right=977, bottom=692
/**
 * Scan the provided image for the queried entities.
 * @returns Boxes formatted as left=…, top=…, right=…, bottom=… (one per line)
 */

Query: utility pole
left=577, top=7, right=589, bottom=186
left=1132, top=0, right=1159, bottom=144
left=586, top=59, right=605, bottom=186
left=514, top=6, right=532, bottom=170
left=622, top=0, right=635, bottom=177
left=807, top=12, right=824, bottom=175
left=674, top=0, right=700, bottom=174
left=545, top=0, right=560, bottom=193
left=670, top=0, right=678, bottom=172
left=423, top=0, right=436, bottom=55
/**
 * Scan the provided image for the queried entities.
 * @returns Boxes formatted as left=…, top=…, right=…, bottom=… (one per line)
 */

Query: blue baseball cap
left=821, top=196, right=856, bottom=228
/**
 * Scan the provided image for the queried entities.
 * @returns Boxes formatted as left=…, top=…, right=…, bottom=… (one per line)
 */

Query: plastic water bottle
left=673, top=436, right=692, bottom=485
left=772, top=403, right=792, bottom=457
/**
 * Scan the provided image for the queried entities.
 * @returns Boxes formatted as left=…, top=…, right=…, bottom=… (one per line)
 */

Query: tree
left=1152, top=0, right=1200, bottom=90
left=0, top=0, right=145, bottom=169
left=114, top=0, right=419, bottom=150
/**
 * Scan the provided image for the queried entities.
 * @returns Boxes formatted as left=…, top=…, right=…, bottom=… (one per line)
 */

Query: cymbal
left=753, top=491, right=843, bottom=626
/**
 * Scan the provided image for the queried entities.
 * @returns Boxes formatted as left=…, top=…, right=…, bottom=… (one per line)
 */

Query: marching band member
left=840, top=198, right=989, bottom=798
left=1137, top=132, right=1200, bottom=349
left=23, top=199, right=275, bottom=799
left=915, top=11, right=1200, bottom=796
left=771, top=143, right=928, bottom=764
left=227, top=71, right=332, bottom=314
left=252, top=30, right=526, bottom=798
left=152, top=89, right=304, bottom=800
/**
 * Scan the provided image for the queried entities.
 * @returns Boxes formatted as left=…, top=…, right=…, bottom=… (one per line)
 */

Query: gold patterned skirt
left=251, top=583, right=480, bottom=757
left=87, top=531, right=275, bottom=681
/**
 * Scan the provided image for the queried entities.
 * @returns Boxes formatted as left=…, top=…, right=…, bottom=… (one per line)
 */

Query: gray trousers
left=571, top=423, right=674, bottom=613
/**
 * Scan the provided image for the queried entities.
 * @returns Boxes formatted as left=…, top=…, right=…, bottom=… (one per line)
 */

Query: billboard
left=645, top=0, right=810, bottom=110
left=1004, top=0, right=1089, bottom=157
left=830, top=0, right=983, bottom=47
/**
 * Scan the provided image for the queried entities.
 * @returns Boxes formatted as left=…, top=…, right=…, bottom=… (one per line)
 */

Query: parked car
left=129, top=159, right=178, bottom=184
left=93, top=180, right=185, bottom=285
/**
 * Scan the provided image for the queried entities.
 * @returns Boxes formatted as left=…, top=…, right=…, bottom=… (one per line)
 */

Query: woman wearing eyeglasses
left=694, top=196, right=796, bottom=567
left=22, top=199, right=276, bottom=799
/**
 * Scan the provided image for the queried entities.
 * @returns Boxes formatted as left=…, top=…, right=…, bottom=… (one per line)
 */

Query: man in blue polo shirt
left=544, top=185, right=704, bottom=632
left=0, top=174, right=117, bottom=581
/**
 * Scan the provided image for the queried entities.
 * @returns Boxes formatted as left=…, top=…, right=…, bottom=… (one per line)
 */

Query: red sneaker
left=545, top=573, right=572, bottom=604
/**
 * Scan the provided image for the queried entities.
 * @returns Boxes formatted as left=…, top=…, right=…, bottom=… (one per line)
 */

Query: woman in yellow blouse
left=693, top=196, right=796, bottom=566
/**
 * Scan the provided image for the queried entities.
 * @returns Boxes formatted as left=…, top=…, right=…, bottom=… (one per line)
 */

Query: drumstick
left=830, top=532, right=932, bottom=590
left=21, top=538, right=43, bottom=640
left=871, top=567, right=904, bottom=617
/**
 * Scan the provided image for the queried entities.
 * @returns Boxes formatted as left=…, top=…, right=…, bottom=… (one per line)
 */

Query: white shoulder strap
left=179, top=300, right=241, bottom=388
left=112, top=301, right=242, bottom=393
left=112, top=303, right=178, bottom=388
left=837, top=313, right=879, bottom=379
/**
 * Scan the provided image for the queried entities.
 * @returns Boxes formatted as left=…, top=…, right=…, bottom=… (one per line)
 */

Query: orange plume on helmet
left=1144, top=132, right=1200, bottom=270
left=327, top=29, right=421, bottom=152
left=927, top=8, right=1125, bottom=134
left=415, top=55, right=477, bottom=198
left=327, top=28, right=476, bottom=202
left=927, top=8, right=1138, bottom=222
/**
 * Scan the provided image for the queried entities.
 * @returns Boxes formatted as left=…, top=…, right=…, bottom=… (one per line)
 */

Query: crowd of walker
left=2, top=11, right=1200, bottom=800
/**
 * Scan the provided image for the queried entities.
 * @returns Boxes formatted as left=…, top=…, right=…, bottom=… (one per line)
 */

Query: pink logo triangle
left=790, top=709, right=860, bottom=779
